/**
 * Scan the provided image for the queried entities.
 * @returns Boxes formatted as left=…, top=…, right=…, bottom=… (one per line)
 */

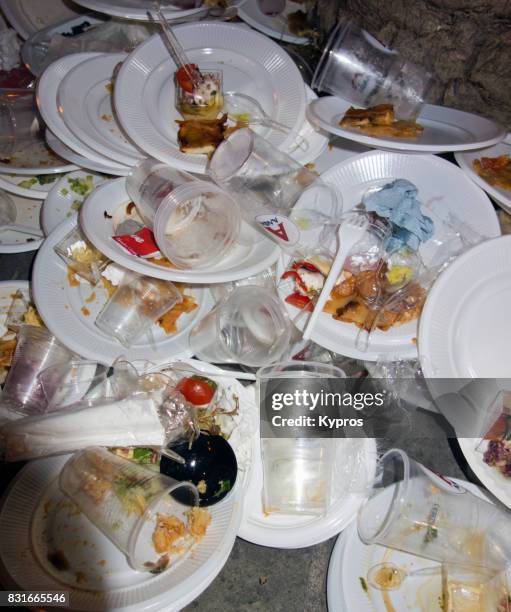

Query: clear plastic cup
left=153, top=181, right=241, bottom=269
left=208, top=128, right=342, bottom=253
left=0, top=89, right=42, bottom=158
left=0, top=325, right=75, bottom=415
left=189, top=285, right=291, bottom=367
left=260, top=437, right=334, bottom=516
left=54, top=225, right=109, bottom=286
left=358, top=449, right=511, bottom=571
left=59, top=447, right=199, bottom=572
left=95, top=273, right=182, bottom=348
left=37, top=360, right=109, bottom=412
left=311, top=18, right=432, bottom=119
left=126, top=159, right=197, bottom=228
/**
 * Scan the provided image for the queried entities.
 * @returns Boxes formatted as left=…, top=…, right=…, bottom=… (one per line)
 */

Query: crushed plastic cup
left=37, top=360, right=109, bottom=412
left=59, top=447, right=199, bottom=572
left=126, top=158, right=197, bottom=228
left=95, top=272, right=182, bottom=348
left=189, top=285, right=291, bottom=367
left=312, top=18, right=432, bottom=119
left=0, top=325, right=75, bottom=415
left=54, top=225, right=109, bottom=285
left=208, top=128, right=342, bottom=253
left=153, top=181, right=241, bottom=269
left=358, top=449, right=511, bottom=571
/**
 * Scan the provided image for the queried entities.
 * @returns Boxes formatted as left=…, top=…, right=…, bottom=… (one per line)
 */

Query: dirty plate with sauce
left=80, top=177, right=281, bottom=284
left=0, top=453, right=242, bottom=611
left=326, top=480, right=492, bottom=612
left=31, top=217, right=214, bottom=364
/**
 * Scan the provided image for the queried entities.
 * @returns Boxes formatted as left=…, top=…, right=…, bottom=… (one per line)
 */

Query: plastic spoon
left=223, top=91, right=308, bottom=152
left=150, top=1, right=201, bottom=87
left=367, top=562, right=440, bottom=591
left=0, top=191, right=43, bottom=237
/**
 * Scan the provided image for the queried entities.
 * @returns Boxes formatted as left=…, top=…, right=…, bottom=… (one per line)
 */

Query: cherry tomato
left=176, top=64, right=198, bottom=93
left=176, top=375, right=217, bottom=406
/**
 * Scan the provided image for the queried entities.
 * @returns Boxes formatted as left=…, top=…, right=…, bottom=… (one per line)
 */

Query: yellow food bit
left=386, top=265, right=413, bottom=286
left=23, top=306, right=43, bottom=327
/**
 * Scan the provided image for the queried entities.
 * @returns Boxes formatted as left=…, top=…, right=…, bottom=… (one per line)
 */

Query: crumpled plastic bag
left=29, top=20, right=155, bottom=75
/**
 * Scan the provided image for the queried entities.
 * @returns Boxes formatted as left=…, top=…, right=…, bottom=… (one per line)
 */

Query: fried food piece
left=361, top=120, right=424, bottom=138
left=158, top=294, right=198, bottom=335
left=185, top=507, right=212, bottom=540
left=177, top=114, right=227, bottom=155
left=473, top=155, right=511, bottom=190
left=340, top=104, right=394, bottom=128
left=0, top=338, right=16, bottom=367
left=340, top=104, right=423, bottom=139
left=152, top=513, right=187, bottom=554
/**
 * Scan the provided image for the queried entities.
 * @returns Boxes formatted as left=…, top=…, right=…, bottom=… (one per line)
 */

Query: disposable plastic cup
left=125, top=158, right=197, bottom=228
left=59, top=447, right=199, bottom=572
left=0, top=325, right=75, bottom=415
left=311, top=18, right=432, bottom=119
left=208, top=128, right=341, bottom=252
left=0, top=89, right=42, bottom=158
left=189, top=285, right=291, bottom=367
left=95, top=273, right=182, bottom=348
left=54, top=225, right=109, bottom=285
left=358, top=449, right=511, bottom=570
left=260, top=437, right=334, bottom=516
left=153, top=181, right=241, bottom=269
left=38, top=360, right=109, bottom=412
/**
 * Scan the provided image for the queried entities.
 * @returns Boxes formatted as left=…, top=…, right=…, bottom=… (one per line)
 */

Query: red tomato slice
left=176, top=64, right=198, bottom=93
left=176, top=375, right=217, bottom=406
left=285, top=292, right=313, bottom=311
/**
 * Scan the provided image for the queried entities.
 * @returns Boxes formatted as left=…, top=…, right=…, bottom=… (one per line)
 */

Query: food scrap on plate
left=473, top=154, right=511, bottom=190
left=339, top=104, right=424, bottom=139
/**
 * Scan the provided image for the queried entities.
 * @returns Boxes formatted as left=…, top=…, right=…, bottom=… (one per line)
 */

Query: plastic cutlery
left=302, top=214, right=369, bottom=341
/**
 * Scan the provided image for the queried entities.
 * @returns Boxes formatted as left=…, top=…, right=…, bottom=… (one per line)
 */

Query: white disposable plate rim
left=0, top=159, right=77, bottom=176
left=0, top=173, right=54, bottom=200
left=307, top=96, right=507, bottom=153
left=0, top=192, right=44, bottom=254
left=45, top=129, right=129, bottom=177
left=418, top=234, right=511, bottom=380
left=326, top=478, right=490, bottom=612
left=454, top=141, right=511, bottom=212
left=80, top=177, right=281, bottom=284
left=57, top=53, right=145, bottom=166
left=36, top=52, right=130, bottom=169
left=278, top=150, right=500, bottom=361
left=0, top=454, right=243, bottom=612
left=31, top=216, right=214, bottom=364
left=114, top=23, right=307, bottom=172
left=69, top=0, right=203, bottom=20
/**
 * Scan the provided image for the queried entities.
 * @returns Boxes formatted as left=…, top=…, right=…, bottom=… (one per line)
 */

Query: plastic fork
left=302, top=214, right=369, bottom=340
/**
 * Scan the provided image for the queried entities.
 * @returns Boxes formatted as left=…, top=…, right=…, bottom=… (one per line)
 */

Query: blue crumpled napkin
left=362, top=179, right=434, bottom=252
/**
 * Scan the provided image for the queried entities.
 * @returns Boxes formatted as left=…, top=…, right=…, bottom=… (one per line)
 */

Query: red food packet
left=112, top=227, right=162, bottom=259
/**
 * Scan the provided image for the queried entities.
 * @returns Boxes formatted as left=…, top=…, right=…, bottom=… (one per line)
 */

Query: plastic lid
left=208, top=128, right=254, bottom=184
